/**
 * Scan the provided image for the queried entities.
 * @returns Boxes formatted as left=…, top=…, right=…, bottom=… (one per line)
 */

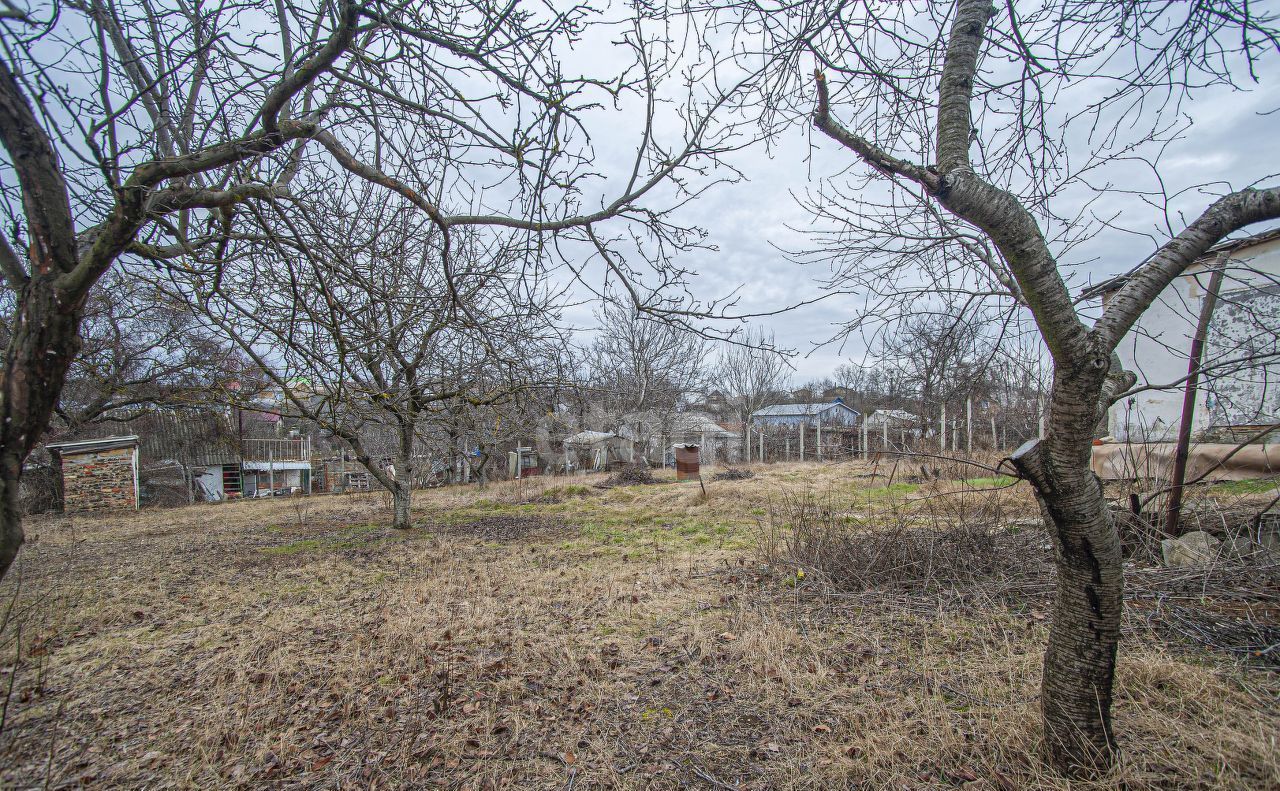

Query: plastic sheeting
left=1091, top=442, right=1280, bottom=481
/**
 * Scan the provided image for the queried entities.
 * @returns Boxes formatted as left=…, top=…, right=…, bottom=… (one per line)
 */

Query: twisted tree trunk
left=808, top=0, right=1280, bottom=777
left=1010, top=354, right=1134, bottom=771
left=1010, top=382, right=1119, bottom=768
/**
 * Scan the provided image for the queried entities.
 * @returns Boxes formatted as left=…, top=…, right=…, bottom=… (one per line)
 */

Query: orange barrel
left=673, top=444, right=701, bottom=481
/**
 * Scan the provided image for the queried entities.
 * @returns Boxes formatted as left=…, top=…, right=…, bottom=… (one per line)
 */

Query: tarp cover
left=1091, top=442, right=1280, bottom=481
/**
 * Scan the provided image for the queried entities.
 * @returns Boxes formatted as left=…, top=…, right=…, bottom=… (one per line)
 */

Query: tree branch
left=0, top=56, right=79, bottom=276
left=259, top=0, right=358, bottom=133
left=936, top=0, right=994, bottom=173
left=1093, top=187, right=1280, bottom=351
left=812, top=70, right=939, bottom=190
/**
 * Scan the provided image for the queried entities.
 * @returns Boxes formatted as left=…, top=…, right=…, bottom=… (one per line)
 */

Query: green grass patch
left=1211, top=478, right=1280, bottom=495
left=539, top=484, right=595, bottom=500
left=958, top=476, right=1018, bottom=488
left=862, top=482, right=921, bottom=499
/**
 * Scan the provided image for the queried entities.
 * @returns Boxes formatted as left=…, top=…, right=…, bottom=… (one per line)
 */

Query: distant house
left=864, top=409, right=920, bottom=427
left=1080, top=227, right=1280, bottom=443
left=863, top=409, right=923, bottom=440
left=666, top=412, right=741, bottom=464
left=751, top=399, right=861, bottom=427
left=563, top=431, right=634, bottom=472
left=684, top=390, right=732, bottom=418
left=41, top=408, right=321, bottom=506
left=789, top=387, right=816, bottom=403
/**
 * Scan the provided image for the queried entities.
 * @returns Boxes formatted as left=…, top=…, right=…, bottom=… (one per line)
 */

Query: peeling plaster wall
left=1205, top=283, right=1280, bottom=427
left=1109, top=236, right=1280, bottom=443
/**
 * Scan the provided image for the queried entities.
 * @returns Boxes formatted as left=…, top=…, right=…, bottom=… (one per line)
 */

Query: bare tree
left=877, top=308, right=986, bottom=439
left=831, top=361, right=912, bottom=420
left=0, top=0, right=754, bottom=576
left=588, top=300, right=711, bottom=463
left=12, top=267, right=242, bottom=433
left=714, top=327, right=789, bottom=454
left=179, top=187, right=566, bottom=528
left=710, top=0, right=1280, bottom=774
left=427, top=381, right=560, bottom=485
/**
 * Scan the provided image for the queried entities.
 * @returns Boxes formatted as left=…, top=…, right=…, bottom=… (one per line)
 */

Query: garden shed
left=45, top=435, right=140, bottom=513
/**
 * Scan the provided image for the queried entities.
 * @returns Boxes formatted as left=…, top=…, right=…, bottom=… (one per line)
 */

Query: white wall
left=1108, top=235, right=1280, bottom=442
left=194, top=467, right=224, bottom=501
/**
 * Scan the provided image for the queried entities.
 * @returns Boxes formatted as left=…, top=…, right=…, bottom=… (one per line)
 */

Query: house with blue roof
left=750, top=398, right=861, bottom=427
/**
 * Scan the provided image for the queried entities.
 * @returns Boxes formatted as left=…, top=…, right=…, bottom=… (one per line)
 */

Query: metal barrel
left=673, top=444, right=700, bottom=481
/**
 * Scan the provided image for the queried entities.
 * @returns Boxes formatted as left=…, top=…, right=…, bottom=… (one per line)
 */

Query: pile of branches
left=1126, top=555, right=1280, bottom=666
left=712, top=468, right=754, bottom=482
left=600, top=463, right=657, bottom=487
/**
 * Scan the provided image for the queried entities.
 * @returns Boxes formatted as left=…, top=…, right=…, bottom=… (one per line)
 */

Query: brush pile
left=601, top=463, right=657, bottom=487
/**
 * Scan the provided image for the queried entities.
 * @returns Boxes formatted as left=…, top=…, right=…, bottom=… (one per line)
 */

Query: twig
left=687, top=760, right=740, bottom=790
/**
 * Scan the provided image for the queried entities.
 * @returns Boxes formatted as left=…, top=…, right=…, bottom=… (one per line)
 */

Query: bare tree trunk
left=1012, top=366, right=1123, bottom=773
left=393, top=425, right=413, bottom=529
left=0, top=280, right=87, bottom=577
left=392, top=481, right=411, bottom=529
left=0, top=456, right=27, bottom=577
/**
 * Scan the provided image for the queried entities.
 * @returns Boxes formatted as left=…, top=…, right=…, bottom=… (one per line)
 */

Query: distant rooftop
left=563, top=430, right=619, bottom=445
left=46, top=435, right=139, bottom=454
left=751, top=400, right=859, bottom=418
left=1078, top=226, right=1280, bottom=301
left=869, top=409, right=919, bottom=421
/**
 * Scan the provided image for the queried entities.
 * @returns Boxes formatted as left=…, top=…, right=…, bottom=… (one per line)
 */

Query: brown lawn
left=1, top=462, right=1276, bottom=789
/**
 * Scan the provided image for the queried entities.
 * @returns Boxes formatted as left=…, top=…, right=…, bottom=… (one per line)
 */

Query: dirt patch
left=712, top=468, right=754, bottom=482
left=435, top=514, right=568, bottom=542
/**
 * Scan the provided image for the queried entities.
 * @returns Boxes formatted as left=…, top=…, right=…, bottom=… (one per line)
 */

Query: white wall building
left=1082, top=228, right=1280, bottom=443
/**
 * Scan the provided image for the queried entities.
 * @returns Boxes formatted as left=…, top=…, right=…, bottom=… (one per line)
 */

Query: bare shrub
left=754, top=490, right=1049, bottom=594
left=1108, top=478, right=1280, bottom=564
left=291, top=494, right=311, bottom=527
left=16, top=466, right=58, bottom=516
left=1112, top=505, right=1167, bottom=564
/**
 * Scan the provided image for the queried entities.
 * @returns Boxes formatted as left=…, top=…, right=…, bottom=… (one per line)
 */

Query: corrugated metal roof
left=751, top=402, right=860, bottom=418
left=671, top=412, right=737, bottom=437
left=563, top=430, right=619, bottom=445
left=139, top=411, right=241, bottom=466
left=46, top=435, right=139, bottom=454
left=1078, top=226, right=1280, bottom=300
left=868, top=409, right=919, bottom=422
left=51, top=410, right=243, bottom=466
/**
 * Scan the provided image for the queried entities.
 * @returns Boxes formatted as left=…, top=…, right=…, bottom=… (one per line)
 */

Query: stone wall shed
left=45, top=435, right=140, bottom=513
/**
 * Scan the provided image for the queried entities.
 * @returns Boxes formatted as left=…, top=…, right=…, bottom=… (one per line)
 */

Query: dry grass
left=0, top=462, right=1276, bottom=789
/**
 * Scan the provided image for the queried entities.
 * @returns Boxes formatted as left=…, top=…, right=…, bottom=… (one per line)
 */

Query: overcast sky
left=559, top=26, right=1280, bottom=385
left=5, top=1, right=1276, bottom=390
